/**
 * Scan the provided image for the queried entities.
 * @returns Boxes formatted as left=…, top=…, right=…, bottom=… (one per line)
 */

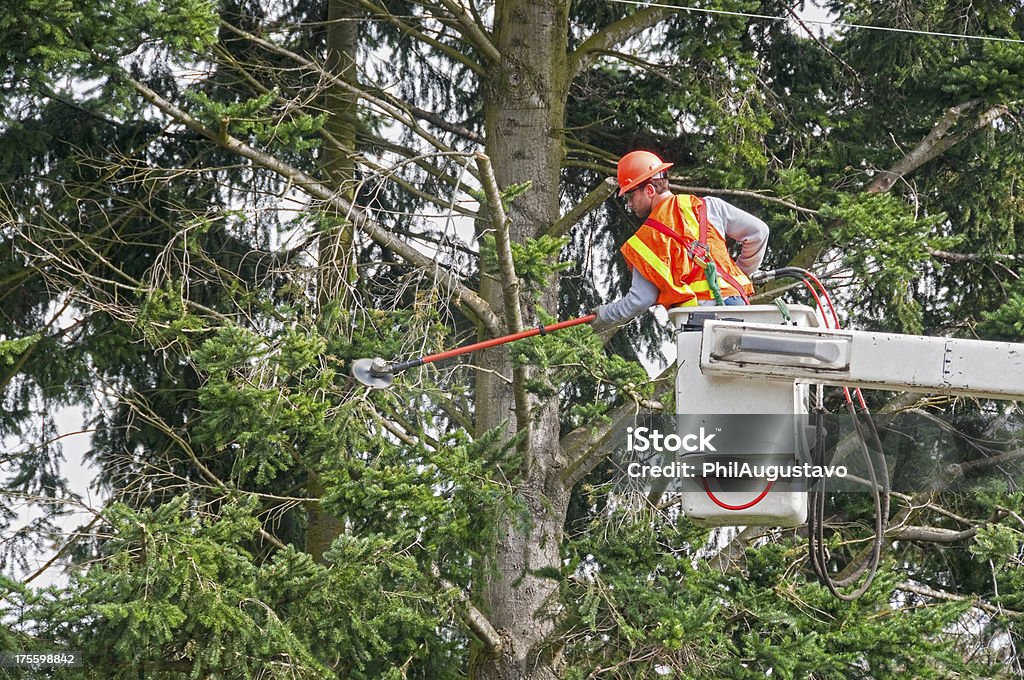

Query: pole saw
left=351, top=314, right=598, bottom=388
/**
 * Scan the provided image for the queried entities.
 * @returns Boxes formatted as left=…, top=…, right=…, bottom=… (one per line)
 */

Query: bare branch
left=360, top=132, right=481, bottom=195
left=213, top=41, right=479, bottom=212
left=833, top=441, right=1023, bottom=583
left=474, top=152, right=523, bottom=334
left=897, top=581, right=1022, bottom=619
left=887, top=525, right=980, bottom=543
left=867, top=99, right=1009, bottom=194
left=706, top=526, right=770, bottom=574
left=546, top=177, right=617, bottom=239
left=929, top=249, right=1021, bottom=283
left=785, top=100, right=1013, bottom=272
left=361, top=155, right=476, bottom=217
left=220, top=21, right=482, bottom=148
left=671, top=183, right=820, bottom=215
left=434, top=0, right=501, bottom=65
left=17, top=508, right=103, bottom=589
left=120, top=386, right=291, bottom=551
left=354, top=0, right=487, bottom=76
left=784, top=5, right=861, bottom=87
left=474, top=152, right=536, bottom=456
left=958, top=447, right=1024, bottom=474
left=929, top=249, right=1018, bottom=264
left=125, top=74, right=502, bottom=336
left=568, top=5, right=677, bottom=80
left=560, top=366, right=674, bottom=489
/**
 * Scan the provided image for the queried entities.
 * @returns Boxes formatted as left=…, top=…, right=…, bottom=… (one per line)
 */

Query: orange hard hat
left=616, top=150, right=673, bottom=196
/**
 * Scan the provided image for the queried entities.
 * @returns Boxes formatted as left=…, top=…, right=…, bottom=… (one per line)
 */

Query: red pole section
left=420, top=314, right=597, bottom=365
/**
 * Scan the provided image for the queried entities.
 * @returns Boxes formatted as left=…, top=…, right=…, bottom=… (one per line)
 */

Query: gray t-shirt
left=596, top=195, right=768, bottom=326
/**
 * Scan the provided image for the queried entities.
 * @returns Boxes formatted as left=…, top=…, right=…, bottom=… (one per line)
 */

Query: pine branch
left=125, top=74, right=502, bottom=336
left=787, top=100, right=1012, bottom=271
left=117, top=386, right=291, bottom=551
left=567, top=4, right=677, bottom=79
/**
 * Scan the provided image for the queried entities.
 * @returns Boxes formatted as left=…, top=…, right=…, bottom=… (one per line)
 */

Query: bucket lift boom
left=667, top=305, right=1024, bottom=527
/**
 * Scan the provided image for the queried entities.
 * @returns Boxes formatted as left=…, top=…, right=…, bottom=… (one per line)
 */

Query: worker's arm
left=594, top=267, right=659, bottom=330
left=704, top=196, right=768, bottom=275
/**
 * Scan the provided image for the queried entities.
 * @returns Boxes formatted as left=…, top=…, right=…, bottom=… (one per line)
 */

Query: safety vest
left=620, top=194, right=754, bottom=308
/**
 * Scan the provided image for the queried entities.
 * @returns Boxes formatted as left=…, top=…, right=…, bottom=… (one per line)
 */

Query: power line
left=607, top=0, right=1024, bottom=45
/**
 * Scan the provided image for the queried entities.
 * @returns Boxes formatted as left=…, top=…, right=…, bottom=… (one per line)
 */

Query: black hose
left=759, top=267, right=892, bottom=599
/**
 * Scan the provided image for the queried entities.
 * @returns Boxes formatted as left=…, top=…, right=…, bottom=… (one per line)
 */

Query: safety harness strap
left=643, top=206, right=750, bottom=305
left=693, top=199, right=750, bottom=304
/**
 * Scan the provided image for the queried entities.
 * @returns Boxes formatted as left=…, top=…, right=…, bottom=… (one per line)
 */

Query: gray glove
left=591, top=305, right=621, bottom=333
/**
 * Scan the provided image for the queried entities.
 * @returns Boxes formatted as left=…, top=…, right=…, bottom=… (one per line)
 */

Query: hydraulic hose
left=756, top=267, right=891, bottom=600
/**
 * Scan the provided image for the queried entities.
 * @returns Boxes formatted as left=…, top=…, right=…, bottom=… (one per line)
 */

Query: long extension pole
left=352, top=314, right=597, bottom=388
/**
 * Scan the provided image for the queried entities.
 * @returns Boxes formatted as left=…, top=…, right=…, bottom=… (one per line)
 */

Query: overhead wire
left=606, top=0, right=1024, bottom=45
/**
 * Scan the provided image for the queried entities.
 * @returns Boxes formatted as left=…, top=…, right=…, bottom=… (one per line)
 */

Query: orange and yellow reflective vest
left=620, top=194, right=754, bottom=308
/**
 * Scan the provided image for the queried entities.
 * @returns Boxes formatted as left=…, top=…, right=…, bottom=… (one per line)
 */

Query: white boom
left=699, top=319, right=1024, bottom=400
left=661, top=305, right=1024, bottom=527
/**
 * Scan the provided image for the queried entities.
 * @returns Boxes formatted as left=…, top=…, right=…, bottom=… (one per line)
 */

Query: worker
left=593, top=150, right=768, bottom=331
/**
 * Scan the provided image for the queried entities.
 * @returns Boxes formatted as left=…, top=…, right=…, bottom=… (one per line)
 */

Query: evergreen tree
left=2, top=0, right=1024, bottom=678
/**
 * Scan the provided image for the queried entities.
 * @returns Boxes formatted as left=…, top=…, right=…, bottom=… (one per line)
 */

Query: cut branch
left=464, top=602, right=503, bottom=651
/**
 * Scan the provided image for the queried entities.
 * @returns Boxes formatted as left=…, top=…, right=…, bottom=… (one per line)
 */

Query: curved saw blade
left=351, top=357, right=394, bottom=389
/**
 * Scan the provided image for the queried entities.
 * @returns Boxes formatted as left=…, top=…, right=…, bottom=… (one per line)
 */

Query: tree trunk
left=472, top=0, right=571, bottom=677
left=307, top=0, right=359, bottom=564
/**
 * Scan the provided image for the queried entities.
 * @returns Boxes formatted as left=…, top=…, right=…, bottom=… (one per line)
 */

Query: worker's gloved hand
left=590, top=305, right=620, bottom=333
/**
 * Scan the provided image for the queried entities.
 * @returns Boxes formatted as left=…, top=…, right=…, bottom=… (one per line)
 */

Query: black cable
left=757, top=267, right=891, bottom=599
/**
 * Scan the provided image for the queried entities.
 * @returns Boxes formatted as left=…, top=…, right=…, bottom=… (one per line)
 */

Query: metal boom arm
left=699, top=320, right=1024, bottom=400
